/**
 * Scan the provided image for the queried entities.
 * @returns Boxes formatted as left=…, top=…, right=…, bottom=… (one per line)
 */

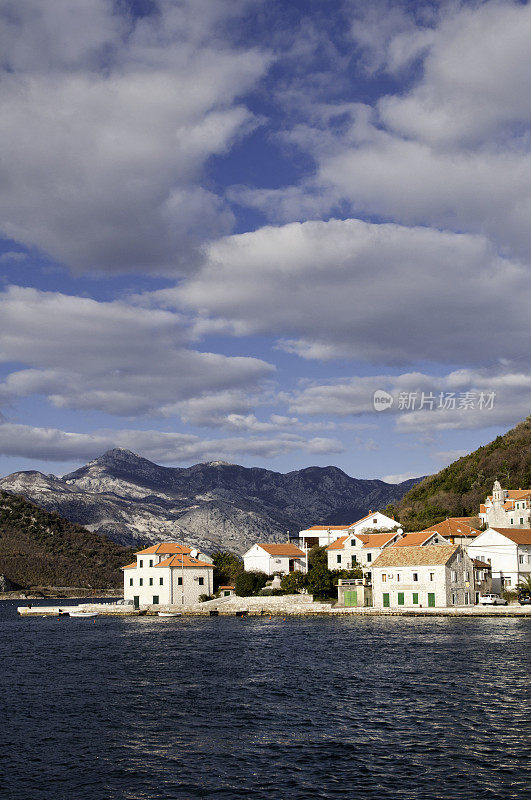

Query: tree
left=211, top=550, right=244, bottom=590
left=280, top=571, right=306, bottom=593
left=305, top=565, right=335, bottom=598
left=235, top=570, right=268, bottom=597
left=307, top=544, right=327, bottom=571
left=516, top=575, right=531, bottom=593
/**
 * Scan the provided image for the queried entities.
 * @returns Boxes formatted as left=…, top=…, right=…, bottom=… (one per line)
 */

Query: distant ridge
left=0, top=450, right=421, bottom=555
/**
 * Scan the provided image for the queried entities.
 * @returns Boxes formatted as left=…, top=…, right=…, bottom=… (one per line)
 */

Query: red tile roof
left=391, top=531, right=443, bottom=548
left=135, top=543, right=192, bottom=556
left=423, top=518, right=481, bottom=539
left=326, top=532, right=397, bottom=551
left=326, top=536, right=349, bottom=551
left=473, top=559, right=491, bottom=569
left=121, top=562, right=137, bottom=570
left=156, top=555, right=214, bottom=569
left=258, top=543, right=306, bottom=557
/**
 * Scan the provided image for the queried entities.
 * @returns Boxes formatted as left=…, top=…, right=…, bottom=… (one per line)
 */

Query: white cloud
left=175, top=218, right=531, bottom=365
left=0, top=285, right=273, bottom=416
left=0, top=422, right=344, bottom=464
left=381, top=471, right=420, bottom=484
left=0, top=0, right=270, bottom=274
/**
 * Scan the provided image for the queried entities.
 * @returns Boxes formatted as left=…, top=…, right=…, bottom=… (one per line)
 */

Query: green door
left=412, top=592, right=419, bottom=605
left=344, top=590, right=357, bottom=607
left=398, top=592, right=404, bottom=606
left=152, top=595, right=159, bottom=605
left=133, top=595, right=139, bottom=609
left=428, top=592, right=435, bottom=607
left=383, top=593, right=390, bottom=608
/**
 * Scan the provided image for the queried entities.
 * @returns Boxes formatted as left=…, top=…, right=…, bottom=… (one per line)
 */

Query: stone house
left=472, top=559, right=492, bottom=602
left=479, top=481, right=531, bottom=528
left=371, top=545, right=474, bottom=609
left=467, top=527, right=531, bottom=593
left=326, top=530, right=402, bottom=573
left=243, top=543, right=307, bottom=576
left=123, top=542, right=214, bottom=608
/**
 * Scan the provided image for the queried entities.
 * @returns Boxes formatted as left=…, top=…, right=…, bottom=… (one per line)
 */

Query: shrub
left=280, top=571, right=306, bottom=593
left=235, top=570, right=268, bottom=597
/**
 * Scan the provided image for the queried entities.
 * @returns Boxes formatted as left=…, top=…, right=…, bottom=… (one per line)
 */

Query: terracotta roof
left=326, top=536, right=349, bottom=551
left=361, top=532, right=398, bottom=548
left=121, top=562, right=137, bottom=570
left=423, top=518, right=481, bottom=539
left=135, top=543, right=192, bottom=556
left=488, top=528, right=531, bottom=545
left=372, top=544, right=459, bottom=568
left=304, top=525, right=351, bottom=531
left=219, top=585, right=234, bottom=590
left=473, top=559, right=491, bottom=569
left=507, top=490, right=531, bottom=499
left=391, top=531, right=445, bottom=548
left=479, top=504, right=486, bottom=513
left=258, top=543, right=306, bottom=557
left=156, top=555, right=214, bottom=569
left=504, top=501, right=515, bottom=511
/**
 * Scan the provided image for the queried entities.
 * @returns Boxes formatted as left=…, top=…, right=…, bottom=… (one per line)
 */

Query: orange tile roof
left=219, top=585, right=234, bottom=590
left=156, top=555, right=214, bottom=569
left=423, top=518, right=481, bottom=539
left=488, top=528, right=531, bottom=545
left=507, top=490, right=531, bottom=499
left=391, top=531, right=443, bottom=548
left=504, top=501, right=515, bottom=510
left=361, top=532, right=398, bottom=548
left=304, top=525, right=352, bottom=531
left=121, top=562, right=137, bottom=570
left=473, top=559, right=491, bottom=569
left=372, top=544, right=459, bottom=568
left=326, top=535, right=349, bottom=551
left=258, top=543, right=306, bottom=557
left=135, top=543, right=192, bottom=556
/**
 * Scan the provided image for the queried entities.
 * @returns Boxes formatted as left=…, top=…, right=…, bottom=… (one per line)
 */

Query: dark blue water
left=1, top=600, right=529, bottom=800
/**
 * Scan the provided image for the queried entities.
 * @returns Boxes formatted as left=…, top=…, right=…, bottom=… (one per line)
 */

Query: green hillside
left=385, top=416, right=531, bottom=531
left=0, top=490, right=134, bottom=589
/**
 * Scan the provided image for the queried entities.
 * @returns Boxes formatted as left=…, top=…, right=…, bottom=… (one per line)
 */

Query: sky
left=0, top=0, right=529, bottom=482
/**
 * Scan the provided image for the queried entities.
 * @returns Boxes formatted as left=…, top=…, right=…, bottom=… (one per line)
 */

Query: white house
left=326, top=530, right=402, bottom=572
left=371, top=545, right=474, bottom=609
left=123, top=542, right=214, bottom=608
left=299, top=511, right=399, bottom=549
left=466, top=527, right=531, bottom=593
left=243, top=543, right=307, bottom=576
left=479, top=481, right=531, bottom=528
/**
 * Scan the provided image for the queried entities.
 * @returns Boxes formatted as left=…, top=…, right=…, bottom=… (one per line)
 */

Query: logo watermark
left=373, top=390, right=496, bottom=412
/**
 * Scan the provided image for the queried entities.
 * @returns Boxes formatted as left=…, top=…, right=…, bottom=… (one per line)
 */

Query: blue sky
left=0, top=0, right=529, bottom=481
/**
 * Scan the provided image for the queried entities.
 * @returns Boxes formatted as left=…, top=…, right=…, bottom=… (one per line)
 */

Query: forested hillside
left=386, top=417, right=531, bottom=531
left=0, top=490, right=134, bottom=588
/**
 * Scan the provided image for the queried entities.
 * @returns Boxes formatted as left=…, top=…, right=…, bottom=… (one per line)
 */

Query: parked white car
left=479, top=593, right=508, bottom=606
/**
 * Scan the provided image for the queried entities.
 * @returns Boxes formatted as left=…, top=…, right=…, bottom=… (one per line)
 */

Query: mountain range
left=0, top=449, right=420, bottom=554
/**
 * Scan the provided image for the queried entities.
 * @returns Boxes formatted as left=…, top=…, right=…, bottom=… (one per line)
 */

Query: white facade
left=123, top=543, right=214, bottom=608
left=467, top=527, right=531, bottom=593
left=371, top=545, right=474, bottom=609
left=243, top=544, right=307, bottom=576
left=300, top=511, right=400, bottom=550
left=326, top=529, right=402, bottom=572
left=479, top=481, right=531, bottom=528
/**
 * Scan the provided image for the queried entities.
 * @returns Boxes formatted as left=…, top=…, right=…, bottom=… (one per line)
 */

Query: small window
left=429, top=573, right=435, bottom=581
left=510, top=519, right=514, bottom=524
left=465, top=571, right=470, bottom=580
left=198, top=577, right=204, bottom=586
left=139, top=578, right=143, bottom=586
left=351, top=539, right=357, bottom=547
left=149, top=578, right=153, bottom=586
left=149, top=559, right=153, bottom=567
left=520, top=518, right=524, bottom=525
left=367, top=553, right=372, bottom=563
left=382, top=574, right=387, bottom=583
left=396, top=573, right=401, bottom=582
left=373, top=518, right=377, bottom=523
left=139, top=560, right=143, bottom=567
left=412, top=592, right=419, bottom=604
left=337, top=554, right=341, bottom=564
left=177, top=577, right=183, bottom=586
left=452, top=593, right=457, bottom=605
left=451, top=570, right=457, bottom=582
left=433, top=538, right=438, bottom=543
left=129, top=578, right=133, bottom=586
left=159, top=577, right=164, bottom=585
left=412, top=573, right=418, bottom=582
left=397, top=592, right=404, bottom=605
left=352, top=555, right=357, bottom=564
left=456, top=553, right=461, bottom=563
left=464, top=592, right=470, bottom=604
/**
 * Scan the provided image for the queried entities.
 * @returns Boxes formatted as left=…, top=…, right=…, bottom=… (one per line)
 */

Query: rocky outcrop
left=0, top=449, right=421, bottom=554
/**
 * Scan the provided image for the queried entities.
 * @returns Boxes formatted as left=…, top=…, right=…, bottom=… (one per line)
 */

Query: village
left=17, top=480, right=531, bottom=617
left=108, top=479, right=531, bottom=616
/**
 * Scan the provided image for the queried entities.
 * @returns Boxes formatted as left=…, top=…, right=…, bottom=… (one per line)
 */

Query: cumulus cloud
left=381, top=471, right=420, bottom=484
left=0, top=286, right=273, bottom=416
left=0, top=423, right=344, bottom=464
left=174, top=218, right=531, bottom=365
left=0, top=0, right=270, bottom=274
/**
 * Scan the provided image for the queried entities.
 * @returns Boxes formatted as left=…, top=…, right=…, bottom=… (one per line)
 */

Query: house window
left=412, top=573, right=418, bottom=582
left=520, top=518, right=524, bottom=525
left=366, top=553, right=372, bottom=563
left=139, top=578, right=143, bottom=586
left=397, top=592, right=404, bottom=605
left=451, top=570, right=457, bottom=582
left=510, top=519, right=514, bottom=524
left=149, top=559, right=153, bottom=567
left=159, top=577, right=163, bottom=585
left=452, top=593, right=457, bottom=605
left=464, top=592, right=470, bottom=604
left=351, top=540, right=357, bottom=547
left=396, top=573, right=400, bottom=582
left=412, top=592, right=419, bottom=604
left=433, top=538, right=438, bottom=543
left=352, top=555, right=357, bottom=564
left=139, top=560, right=143, bottom=567
left=456, top=553, right=461, bottom=563
left=149, top=578, right=153, bottom=586
left=337, top=555, right=342, bottom=564
left=429, top=573, right=435, bottom=581
left=519, top=555, right=524, bottom=564
left=129, top=578, right=133, bottom=586
left=198, top=577, right=204, bottom=586
left=382, top=574, right=387, bottom=582
left=373, top=518, right=377, bottom=523
left=177, top=577, right=182, bottom=586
